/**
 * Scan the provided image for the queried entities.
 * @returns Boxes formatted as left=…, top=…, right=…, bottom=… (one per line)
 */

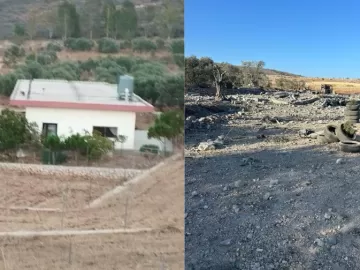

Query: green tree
left=156, top=0, right=183, bottom=39
left=148, top=110, right=184, bottom=154
left=81, top=0, right=104, bottom=39
left=113, top=1, right=138, bottom=39
left=14, top=24, right=26, bottom=37
left=103, top=2, right=116, bottom=38
left=0, top=109, right=39, bottom=159
left=57, top=1, right=81, bottom=39
left=240, top=61, right=268, bottom=87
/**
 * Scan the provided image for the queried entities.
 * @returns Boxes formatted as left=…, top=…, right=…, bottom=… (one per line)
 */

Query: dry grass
left=269, top=75, right=360, bottom=94
left=0, top=155, right=184, bottom=269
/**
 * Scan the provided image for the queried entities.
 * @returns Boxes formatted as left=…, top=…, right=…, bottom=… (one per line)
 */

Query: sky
left=185, top=0, right=360, bottom=78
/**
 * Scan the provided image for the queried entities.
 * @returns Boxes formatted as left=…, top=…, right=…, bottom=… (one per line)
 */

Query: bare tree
left=213, top=64, right=226, bottom=100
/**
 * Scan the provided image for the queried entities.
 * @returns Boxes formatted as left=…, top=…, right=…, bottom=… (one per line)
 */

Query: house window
left=42, top=123, right=58, bottom=137
left=92, top=126, right=118, bottom=138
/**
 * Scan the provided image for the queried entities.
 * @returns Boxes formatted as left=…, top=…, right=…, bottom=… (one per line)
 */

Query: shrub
left=26, top=50, right=58, bottom=65
left=132, top=62, right=166, bottom=77
left=173, top=53, right=184, bottom=68
left=114, top=56, right=135, bottom=72
left=0, top=72, right=26, bottom=96
left=132, top=38, right=157, bottom=53
left=119, top=40, right=132, bottom=49
left=81, top=131, right=113, bottom=160
left=79, top=58, right=98, bottom=72
left=97, top=38, right=119, bottom=53
left=155, top=38, right=166, bottom=50
left=139, top=144, right=159, bottom=154
left=3, top=45, right=25, bottom=66
left=170, top=39, right=184, bottom=54
left=44, top=61, right=80, bottom=80
left=157, top=74, right=184, bottom=107
left=46, top=42, right=62, bottom=52
left=64, top=37, right=94, bottom=51
left=17, top=61, right=44, bottom=79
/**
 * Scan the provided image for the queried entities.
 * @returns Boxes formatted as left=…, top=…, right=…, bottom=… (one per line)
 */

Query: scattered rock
left=336, top=158, right=344, bottom=164
left=324, top=213, right=332, bottom=220
left=219, top=239, right=232, bottom=246
left=198, top=141, right=216, bottom=151
left=269, top=179, right=279, bottom=186
left=233, top=180, right=243, bottom=188
left=314, top=238, right=324, bottom=247
left=191, top=191, right=198, bottom=197
left=232, top=205, right=240, bottom=213
left=326, top=236, right=337, bottom=246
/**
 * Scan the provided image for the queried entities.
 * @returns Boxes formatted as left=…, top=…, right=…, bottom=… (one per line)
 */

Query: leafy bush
left=46, top=42, right=62, bottom=52
left=132, top=62, right=166, bottom=77
left=157, top=74, right=184, bottom=107
left=79, top=58, right=98, bottom=72
left=132, top=38, right=157, bottom=53
left=139, top=144, right=159, bottom=154
left=0, top=109, right=39, bottom=156
left=64, top=133, right=87, bottom=164
left=147, top=110, right=184, bottom=154
left=155, top=38, right=166, bottom=50
left=97, top=38, right=119, bottom=53
left=119, top=40, right=132, bottom=49
left=81, top=130, right=113, bottom=160
left=170, top=39, right=184, bottom=54
left=0, top=72, right=26, bottom=96
left=114, top=56, right=135, bottom=72
left=3, top=45, right=25, bottom=66
left=16, top=61, right=44, bottom=79
left=275, top=77, right=306, bottom=90
left=173, top=53, right=184, bottom=68
left=26, top=50, right=58, bottom=65
left=43, top=61, right=80, bottom=80
left=64, top=37, right=94, bottom=51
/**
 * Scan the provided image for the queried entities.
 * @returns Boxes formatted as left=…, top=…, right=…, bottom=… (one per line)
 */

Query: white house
left=9, top=78, right=154, bottom=150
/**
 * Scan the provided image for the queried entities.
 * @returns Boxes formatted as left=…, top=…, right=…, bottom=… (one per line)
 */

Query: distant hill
left=263, top=68, right=302, bottom=77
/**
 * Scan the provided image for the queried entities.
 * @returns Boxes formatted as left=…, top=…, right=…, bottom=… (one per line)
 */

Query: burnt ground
left=185, top=90, right=360, bottom=270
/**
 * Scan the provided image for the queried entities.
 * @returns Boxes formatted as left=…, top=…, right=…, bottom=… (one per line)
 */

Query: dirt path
left=88, top=153, right=183, bottom=208
left=0, top=228, right=153, bottom=237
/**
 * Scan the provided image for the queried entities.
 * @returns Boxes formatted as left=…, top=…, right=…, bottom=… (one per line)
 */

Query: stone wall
left=0, top=163, right=143, bottom=180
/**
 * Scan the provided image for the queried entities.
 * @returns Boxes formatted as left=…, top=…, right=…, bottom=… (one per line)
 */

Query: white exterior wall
left=25, top=107, right=136, bottom=150
left=134, top=130, right=173, bottom=153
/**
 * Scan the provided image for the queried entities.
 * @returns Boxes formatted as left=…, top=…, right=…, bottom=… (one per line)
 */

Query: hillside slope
left=263, top=68, right=302, bottom=77
left=0, top=0, right=165, bottom=38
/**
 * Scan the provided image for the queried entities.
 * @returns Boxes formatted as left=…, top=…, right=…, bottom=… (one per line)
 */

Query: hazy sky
left=185, top=0, right=360, bottom=78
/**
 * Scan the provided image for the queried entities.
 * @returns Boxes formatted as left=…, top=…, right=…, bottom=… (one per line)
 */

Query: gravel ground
left=185, top=90, right=360, bottom=270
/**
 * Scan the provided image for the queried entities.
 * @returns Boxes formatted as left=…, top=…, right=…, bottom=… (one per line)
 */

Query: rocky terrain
left=185, top=89, right=360, bottom=270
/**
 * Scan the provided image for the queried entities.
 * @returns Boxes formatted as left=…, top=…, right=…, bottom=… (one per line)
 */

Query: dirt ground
left=185, top=90, right=360, bottom=269
left=0, top=155, right=184, bottom=269
left=0, top=172, right=121, bottom=210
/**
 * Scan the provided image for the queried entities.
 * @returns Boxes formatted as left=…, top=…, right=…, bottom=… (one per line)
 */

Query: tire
left=346, top=104, right=359, bottom=110
left=323, top=125, right=339, bottom=143
left=335, top=124, right=356, bottom=141
left=339, top=141, right=360, bottom=153
left=344, top=117, right=359, bottom=124
left=344, top=110, right=359, bottom=116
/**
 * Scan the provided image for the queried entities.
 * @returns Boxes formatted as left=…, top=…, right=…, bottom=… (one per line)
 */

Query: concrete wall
left=134, top=130, right=173, bottom=152
left=25, top=107, right=136, bottom=150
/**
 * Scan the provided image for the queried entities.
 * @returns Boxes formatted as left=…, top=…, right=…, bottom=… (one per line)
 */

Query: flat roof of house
left=9, top=79, right=154, bottom=112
